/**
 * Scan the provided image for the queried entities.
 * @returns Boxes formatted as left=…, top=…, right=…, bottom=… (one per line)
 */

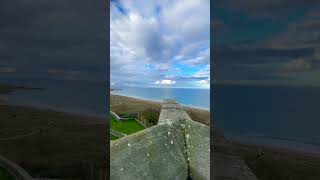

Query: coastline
left=0, top=98, right=106, bottom=119
left=110, top=92, right=164, bottom=104
left=0, top=103, right=107, bottom=177
left=110, top=94, right=210, bottom=126
left=230, top=140, right=320, bottom=180
left=211, top=126, right=320, bottom=180
left=228, top=134, right=320, bottom=156
left=111, top=91, right=210, bottom=111
left=0, top=82, right=106, bottom=118
left=0, top=83, right=107, bottom=178
left=106, top=90, right=320, bottom=179
left=2, top=83, right=319, bottom=179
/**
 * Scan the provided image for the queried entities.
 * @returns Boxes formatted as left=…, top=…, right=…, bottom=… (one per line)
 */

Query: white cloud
left=154, top=79, right=176, bottom=85
left=194, top=64, right=210, bottom=78
left=199, top=79, right=210, bottom=84
left=198, top=77, right=210, bottom=88
left=181, top=48, right=210, bottom=66
left=156, top=63, right=170, bottom=71
left=110, top=0, right=210, bottom=87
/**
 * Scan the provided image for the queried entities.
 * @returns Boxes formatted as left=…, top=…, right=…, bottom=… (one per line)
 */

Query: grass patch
left=0, top=167, right=15, bottom=180
left=110, top=115, right=144, bottom=135
left=110, top=134, right=118, bottom=140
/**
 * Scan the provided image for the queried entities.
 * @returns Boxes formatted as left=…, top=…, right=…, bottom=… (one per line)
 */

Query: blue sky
left=110, top=0, right=210, bottom=89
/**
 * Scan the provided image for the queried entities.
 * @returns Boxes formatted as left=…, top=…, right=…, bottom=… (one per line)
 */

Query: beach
left=0, top=104, right=108, bottom=178
left=211, top=127, right=320, bottom=180
left=112, top=94, right=320, bottom=179
left=213, top=84, right=320, bottom=179
left=2, top=84, right=319, bottom=179
left=110, top=94, right=210, bottom=126
left=231, top=141, right=320, bottom=180
left=0, top=84, right=107, bottom=178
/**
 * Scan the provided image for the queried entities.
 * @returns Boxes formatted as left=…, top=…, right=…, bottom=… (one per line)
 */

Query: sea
left=0, top=80, right=210, bottom=117
left=214, top=84, right=320, bottom=154
left=111, top=86, right=210, bottom=110
left=2, top=80, right=318, bottom=154
left=0, top=79, right=108, bottom=118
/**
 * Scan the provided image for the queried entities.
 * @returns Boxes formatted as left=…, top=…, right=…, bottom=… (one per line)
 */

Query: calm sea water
left=0, top=80, right=107, bottom=117
left=214, top=84, right=320, bottom=154
left=0, top=80, right=210, bottom=117
left=112, top=86, right=210, bottom=110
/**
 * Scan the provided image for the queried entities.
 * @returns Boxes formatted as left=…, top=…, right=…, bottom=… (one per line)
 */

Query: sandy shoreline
left=111, top=91, right=210, bottom=111
left=2, top=83, right=319, bottom=179
left=0, top=103, right=107, bottom=177
left=211, top=126, right=320, bottom=180
left=0, top=84, right=106, bottom=119
left=110, top=94, right=210, bottom=126
left=0, top=83, right=108, bottom=178
left=230, top=140, right=320, bottom=180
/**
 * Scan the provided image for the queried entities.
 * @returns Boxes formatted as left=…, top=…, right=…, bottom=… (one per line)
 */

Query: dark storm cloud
left=212, top=19, right=225, bottom=33
left=214, top=41, right=318, bottom=83
left=0, top=0, right=107, bottom=82
left=213, top=1, right=320, bottom=86
left=269, top=11, right=320, bottom=50
left=214, top=0, right=320, bottom=18
left=215, top=45, right=314, bottom=64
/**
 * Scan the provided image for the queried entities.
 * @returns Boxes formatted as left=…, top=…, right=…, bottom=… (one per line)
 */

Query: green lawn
left=110, top=134, right=118, bottom=140
left=110, top=114, right=145, bottom=135
left=0, top=167, right=15, bottom=180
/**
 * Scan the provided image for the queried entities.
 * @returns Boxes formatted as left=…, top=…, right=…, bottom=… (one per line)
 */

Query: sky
left=213, top=0, right=320, bottom=87
left=110, top=0, right=210, bottom=89
left=0, top=0, right=107, bottom=83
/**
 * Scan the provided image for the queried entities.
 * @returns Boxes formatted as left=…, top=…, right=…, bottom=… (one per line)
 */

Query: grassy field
left=110, top=114, right=144, bottom=135
left=110, top=134, right=118, bottom=140
left=0, top=167, right=15, bottom=180
left=110, top=94, right=210, bottom=126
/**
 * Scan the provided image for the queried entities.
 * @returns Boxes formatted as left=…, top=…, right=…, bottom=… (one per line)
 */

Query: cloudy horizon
left=110, top=0, right=210, bottom=89
left=214, top=0, right=320, bottom=87
left=0, top=0, right=107, bottom=84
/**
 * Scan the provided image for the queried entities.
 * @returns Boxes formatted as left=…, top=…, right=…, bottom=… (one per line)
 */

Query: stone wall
left=0, top=154, right=33, bottom=180
left=110, top=100, right=210, bottom=180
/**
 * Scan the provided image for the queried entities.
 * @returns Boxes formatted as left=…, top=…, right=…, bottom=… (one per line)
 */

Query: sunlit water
left=112, top=86, right=210, bottom=110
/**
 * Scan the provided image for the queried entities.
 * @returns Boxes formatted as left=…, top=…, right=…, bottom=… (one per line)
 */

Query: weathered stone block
left=184, top=120, right=210, bottom=180
left=110, top=124, right=188, bottom=180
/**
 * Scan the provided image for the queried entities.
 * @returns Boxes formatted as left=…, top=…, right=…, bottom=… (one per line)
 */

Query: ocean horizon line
left=111, top=85, right=210, bottom=90
left=111, top=92, right=210, bottom=111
